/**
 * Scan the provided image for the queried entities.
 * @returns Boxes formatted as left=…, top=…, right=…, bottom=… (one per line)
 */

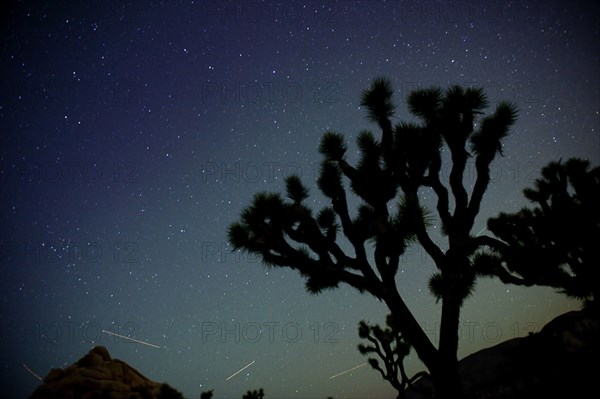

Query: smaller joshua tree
left=242, top=388, right=265, bottom=399
left=200, top=390, right=214, bottom=399
left=358, top=315, right=428, bottom=399
left=474, top=158, right=600, bottom=309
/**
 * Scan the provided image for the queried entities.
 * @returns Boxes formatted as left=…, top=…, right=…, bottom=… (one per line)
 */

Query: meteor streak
left=101, top=330, right=160, bottom=349
left=226, top=360, right=256, bottom=381
left=475, top=227, right=487, bottom=237
left=329, top=362, right=367, bottom=379
left=23, top=364, right=43, bottom=381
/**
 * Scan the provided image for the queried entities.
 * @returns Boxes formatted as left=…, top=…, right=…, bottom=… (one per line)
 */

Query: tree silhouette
left=474, top=158, right=600, bottom=308
left=228, top=78, right=517, bottom=397
left=158, top=383, right=184, bottom=399
left=242, top=388, right=264, bottom=399
left=200, top=389, right=214, bottom=399
left=358, top=314, right=428, bottom=399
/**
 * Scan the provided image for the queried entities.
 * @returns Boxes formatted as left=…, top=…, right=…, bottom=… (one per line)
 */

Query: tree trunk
left=384, top=286, right=466, bottom=398
left=435, top=293, right=463, bottom=398
left=383, top=263, right=465, bottom=398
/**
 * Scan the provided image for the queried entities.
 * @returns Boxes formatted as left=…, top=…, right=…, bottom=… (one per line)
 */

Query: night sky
left=1, top=1, right=599, bottom=398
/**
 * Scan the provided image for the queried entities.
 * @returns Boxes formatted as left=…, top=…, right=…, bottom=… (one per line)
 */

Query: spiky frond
left=353, top=204, right=377, bottom=239
left=460, top=272, right=477, bottom=302
left=394, top=121, right=423, bottom=143
left=470, top=101, right=518, bottom=157
left=463, top=86, right=488, bottom=111
left=285, top=175, right=309, bottom=203
left=358, top=321, right=370, bottom=339
left=428, top=271, right=476, bottom=303
left=356, top=204, right=376, bottom=221
left=443, top=85, right=487, bottom=114
left=494, top=101, right=519, bottom=127
left=361, top=77, right=394, bottom=123
left=394, top=122, right=442, bottom=179
left=227, top=193, right=288, bottom=258
left=227, top=222, right=250, bottom=251
left=317, top=207, right=338, bottom=241
left=350, top=133, right=397, bottom=205
left=317, top=161, right=343, bottom=198
left=521, top=161, right=561, bottom=204
left=317, top=207, right=337, bottom=229
left=357, top=130, right=379, bottom=155
left=472, top=251, right=504, bottom=278
left=428, top=272, right=444, bottom=302
left=356, top=130, right=382, bottom=172
left=395, top=195, right=433, bottom=234
left=564, top=158, right=594, bottom=195
left=443, top=85, right=467, bottom=113
left=240, top=192, right=284, bottom=227
left=368, top=358, right=380, bottom=369
left=407, top=87, right=442, bottom=122
left=305, top=268, right=341, bottom=294
left=319, top=130, right=347, bottom=161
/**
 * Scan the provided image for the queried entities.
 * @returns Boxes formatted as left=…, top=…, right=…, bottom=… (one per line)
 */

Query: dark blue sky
left=1, top=1, right=599, bottom=398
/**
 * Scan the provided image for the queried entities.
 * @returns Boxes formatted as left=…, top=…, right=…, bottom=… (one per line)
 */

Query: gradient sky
left=1, top=1, right=599, bottom=398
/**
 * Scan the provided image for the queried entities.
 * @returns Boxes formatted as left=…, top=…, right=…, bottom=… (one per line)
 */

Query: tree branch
left=415, top=224, right=446, bottom=269
left=328, top=167, right=384, bottom=290
left=423, top=153, right=452, bottom=229
left=449, top=148, right=469, bottom=223
left=264, top=248, right=383, bottom=297
left=467, top=154, right=493, bottom=230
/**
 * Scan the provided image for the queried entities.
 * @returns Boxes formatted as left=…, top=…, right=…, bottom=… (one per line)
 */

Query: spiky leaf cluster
left=470, top=101, right=518, bottom=158
left=320, top=130, right=347, bottom=161
left=285, top=175, right=309, bottom=204
left=407, top=88, right=442, bottom=123
left=317, top=161, right=343, bottom=199
left=361, top=77, right=395, bottom=123
left=428, top=269, right=476, bottom=305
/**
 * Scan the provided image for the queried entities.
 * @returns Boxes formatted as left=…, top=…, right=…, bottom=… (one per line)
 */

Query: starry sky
left=1, top=1, right=599, bottom=398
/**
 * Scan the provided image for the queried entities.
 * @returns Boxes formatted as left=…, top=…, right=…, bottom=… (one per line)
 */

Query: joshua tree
left=159, top=383, right=184, bottom=399
left=474, top=158, right=600, bottom=308
left=242, top=388, right=264, bottom=399
left=200, top=389, right=214, bottom=399
left=358, top=315, right=428, bottom=399
left=228, top=77, right=517, bottom=397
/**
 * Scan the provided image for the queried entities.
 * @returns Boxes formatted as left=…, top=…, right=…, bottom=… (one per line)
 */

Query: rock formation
left=28, top=346, right=182, bottom=399
left=406, top=309, right=599, bottom=398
